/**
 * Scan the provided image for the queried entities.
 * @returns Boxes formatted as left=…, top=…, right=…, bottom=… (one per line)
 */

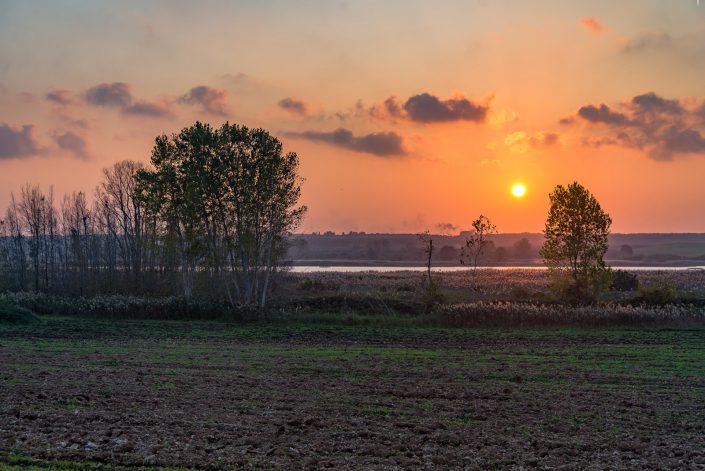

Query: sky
left=1, top=0, right=705, bottom=234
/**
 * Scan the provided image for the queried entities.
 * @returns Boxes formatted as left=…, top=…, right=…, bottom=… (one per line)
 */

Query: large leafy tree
left=540, top=182, right=612, bottom=301
left=137, top=122, right=306, bottom=306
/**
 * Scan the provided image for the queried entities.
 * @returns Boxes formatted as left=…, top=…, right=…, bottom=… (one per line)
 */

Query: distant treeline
left=287, top=233, right=705, bottom=265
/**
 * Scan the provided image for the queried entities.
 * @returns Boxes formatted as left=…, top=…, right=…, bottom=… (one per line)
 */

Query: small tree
left=417, top=231, right=442, bottom=308
left=460, top=215, right=497, bottom=283
left=540, top=182, right=612, bottom=302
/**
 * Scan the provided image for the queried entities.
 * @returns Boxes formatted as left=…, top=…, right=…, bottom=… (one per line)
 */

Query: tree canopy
left=137, top=122, right=306, bottom=306
left=540, top=182, right=612, bottom=300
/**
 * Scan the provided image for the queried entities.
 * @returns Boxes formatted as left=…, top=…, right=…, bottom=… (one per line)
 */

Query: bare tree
left=460, top=215, right=497, bottom=284
left=95, top=160, right=146, bottom=290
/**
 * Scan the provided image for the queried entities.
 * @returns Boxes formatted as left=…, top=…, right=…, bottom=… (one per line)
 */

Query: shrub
left=297, top=278, right=340, bottom=292
left=636, top=281, right=677, bottom=306
left=0, top=302, right=41, bottom=325
left=611, top=270, right=639, bottom=291
left=434, top=301, right=704, bottom=327
left=550, top=268, right=613, bottom=304
left=421, top=278, right=444, bottom=312
left=0, top=292, right=243, bottom=321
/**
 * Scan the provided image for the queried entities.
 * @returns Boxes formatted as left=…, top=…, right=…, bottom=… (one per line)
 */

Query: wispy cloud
left=53, top=131, right=89, bottom=160
left=122, top=100, right=173, bottom=119
left=580, top=17, right=605, bottom=35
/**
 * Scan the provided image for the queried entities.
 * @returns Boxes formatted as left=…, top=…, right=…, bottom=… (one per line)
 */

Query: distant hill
left=286, top=233, right=705, bottom=267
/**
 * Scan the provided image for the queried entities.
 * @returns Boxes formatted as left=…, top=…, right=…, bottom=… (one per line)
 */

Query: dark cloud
left=278, top=97, right=309, bottom=116
left=571, top=92, right=705, bottom=160
left=46, top=90, right=73, bottom=105
left=84, top=82, right=132, bottom=107
left=696, top=103, right=705, bottom=122
left=366, top=93, right=489, bottom=123
left=622, top=33, right=673, bottom=54
left=0, top=123, right=41, bottom=160
left=631, top=92, right=683, bottom=115
left=657, top=127, right=705, bottom=158
left=287, top=128, right=405, bottom=157
left=403, top=93, right=488, bottom=123
left=122, top=101, right=173, bottom=118
left=53, top=131, right=89, bottom=160
left=578, top=104, right=632, bottom=126
left=178, top=86, right=228, bottom=116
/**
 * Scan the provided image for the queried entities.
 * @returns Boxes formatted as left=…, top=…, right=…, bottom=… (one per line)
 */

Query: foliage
left=0, top=301, right=40, bottom=324
left=136, top=122, right=306, bottom=307
left=434, top=301, right=705, bottom=327
left=0, top=292, right=244, bottom=321
left=540, top=182, right=612, bottom=302
left=611, top=269, right=639, bottom=291
left=636, top=280, right=677, bottom=306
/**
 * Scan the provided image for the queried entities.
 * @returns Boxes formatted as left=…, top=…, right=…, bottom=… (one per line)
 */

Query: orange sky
left=1, top=1, right=705, bottom=233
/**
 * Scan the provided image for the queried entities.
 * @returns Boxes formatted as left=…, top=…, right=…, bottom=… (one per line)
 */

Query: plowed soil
left=2, top=320, right=705, bottom=470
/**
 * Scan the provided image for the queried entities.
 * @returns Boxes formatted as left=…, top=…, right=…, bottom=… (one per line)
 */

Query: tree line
left=0, top=122, right=306, bottom=307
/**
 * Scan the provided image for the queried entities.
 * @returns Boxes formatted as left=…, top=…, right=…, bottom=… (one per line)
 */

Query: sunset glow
left=1, top=1, right=705, bottom=233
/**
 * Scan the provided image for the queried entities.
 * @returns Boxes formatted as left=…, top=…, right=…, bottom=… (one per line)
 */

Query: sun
left=512, top=183, right=526, bottom=198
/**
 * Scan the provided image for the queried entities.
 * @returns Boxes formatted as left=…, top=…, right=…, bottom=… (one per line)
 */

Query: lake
left=289, top=265, right=705, bottom=273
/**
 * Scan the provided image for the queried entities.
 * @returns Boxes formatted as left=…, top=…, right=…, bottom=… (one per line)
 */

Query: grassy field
left=2, top=317, right=705, bottom=469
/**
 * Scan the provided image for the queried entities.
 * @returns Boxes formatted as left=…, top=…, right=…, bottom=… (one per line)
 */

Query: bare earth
left=2, top=320, right=705, bottom=470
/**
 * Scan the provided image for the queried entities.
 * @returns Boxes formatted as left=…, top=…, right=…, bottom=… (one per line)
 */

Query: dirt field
left=2, top=319, right=705, bottom=470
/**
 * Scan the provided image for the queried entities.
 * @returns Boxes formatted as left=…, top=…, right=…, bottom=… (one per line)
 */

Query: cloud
left=278, top=97, right=309, bottom=116
left=504, top=131, right=561, bottom=153
left=403, top=93, right=488, bottom=123
left=622, top=33, right=673, bottom=54
left=630, top=92, right=683, bottom=115
left=46, top=90, right=73, bottom=106
left=178, top=86, right=228, bottom=116
left=580, top=17, right=605, bottom=34
left=436, top=222, right=458, bottom=234
left=287, top=128, right=405, bottom=157
left=122, top=100, right=173, bottom=118
left=367, top=93, right=489, bottom=124
left=569, top=92, right=705, bottom=160
left=53, top=131, right=89, bottom=160
left=577, top=104, right=632, bottom=126
left=84, top=82, right=132, bottom=107
left=0, top=123, right=41, bottom=160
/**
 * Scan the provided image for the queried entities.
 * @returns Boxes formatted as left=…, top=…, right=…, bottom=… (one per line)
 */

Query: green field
left=2, top=317, right=705, bottom=469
